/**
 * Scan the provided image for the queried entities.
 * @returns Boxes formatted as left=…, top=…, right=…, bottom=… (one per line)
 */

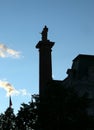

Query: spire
left=9, top=96, right=12, bottom=108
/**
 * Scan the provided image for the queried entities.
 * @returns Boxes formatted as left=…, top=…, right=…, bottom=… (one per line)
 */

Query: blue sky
left=0, top=0, right=94, bottom=114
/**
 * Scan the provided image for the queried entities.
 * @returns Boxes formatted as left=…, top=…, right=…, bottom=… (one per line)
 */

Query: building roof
left=73, top=54, right=94, bottom=61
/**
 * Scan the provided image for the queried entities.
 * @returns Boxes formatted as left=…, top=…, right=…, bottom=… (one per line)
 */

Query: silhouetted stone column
left=36, top=26, right=54, bottom=98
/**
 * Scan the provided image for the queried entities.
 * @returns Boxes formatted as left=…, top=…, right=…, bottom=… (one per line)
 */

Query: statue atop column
left=41, top=26, right=48, bottom=41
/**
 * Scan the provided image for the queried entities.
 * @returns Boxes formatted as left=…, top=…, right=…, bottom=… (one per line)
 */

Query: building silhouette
left=36, top=26, right=94, bottom=129
left=64, top=54, right=94, bottom=115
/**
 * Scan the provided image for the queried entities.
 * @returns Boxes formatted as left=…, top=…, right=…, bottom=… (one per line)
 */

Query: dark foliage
left=0, top=95, right=40, bottom=130
left=16, top=94, right=40, bottom=130
left=0, top=83, right=94, bottom=129
left=0, top=107, right=16, bottom=130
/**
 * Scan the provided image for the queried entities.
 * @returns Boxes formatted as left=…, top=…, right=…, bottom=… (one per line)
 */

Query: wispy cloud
left=16, top=89, right=31, bottom=96
left=0, top=44, right=20, bottom=58
left=0, top=80, right=30, bottom=97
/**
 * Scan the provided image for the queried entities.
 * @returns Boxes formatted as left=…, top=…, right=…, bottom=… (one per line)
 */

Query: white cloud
left=17, top=89, right=31, bottom=96
left=0, top=43, right=21, bottom=58
left=0, top=80, right=31, bottom=97
left=0, top=80, right=18, bottom=96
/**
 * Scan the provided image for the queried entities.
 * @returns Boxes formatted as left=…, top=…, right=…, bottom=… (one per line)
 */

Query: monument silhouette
left=36, top=26, right=94, bottom=129
left=36, top=26, right=54, bottom=99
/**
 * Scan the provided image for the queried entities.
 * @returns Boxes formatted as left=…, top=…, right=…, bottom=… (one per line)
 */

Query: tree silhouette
left=16, top=94, right=40, bottom=130
left=0, top=107, right=16, bottom=130
left=0, top=113, right=4, bottom=129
